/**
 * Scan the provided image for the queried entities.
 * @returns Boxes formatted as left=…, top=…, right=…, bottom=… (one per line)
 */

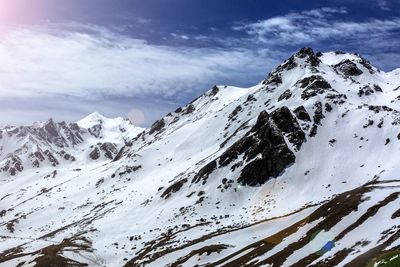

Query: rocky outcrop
left=298, top=75, right=332, bottom=100
left=278, top=89, right=292, bottom=102
left=101, top=143, right=118, bottom=159
left=357, top=56, right=376, bottom=74
left=161, top=178, right=188, bottom=199
left=210, top=85, right=219, bottom=96
left=88, top=124, right=102, bottom=138
left=296, top=47, right=321, bottom=67
left=334, top=59, right=363, bottom=77
left=271, top=107, right=306, bottom=150
left=293, top=106, right=311, bottom=122
left=38, top=119, right=84, bottom=147
left=1, top=156, right=23, bottom=176
left=149, top=119, right=165, bottom=135
left=313, top=102, right=325, bottom=125
left=182, top=104, right=196, bottom=115
left=263, top=72, right=282, bottom=86
left=44, top=150, right=59, bottom=167
left=236, top=111, right=295, bottom=186
left=89, top=143, right=118, bottom=160
left=309, top=102, right=325, bottom=137
left=192, top=110, right=295, bottom=186
left=89, top=147, right=101, bottom=160
left=192, top=161, right=217, bottom=185
left=228, top=106, right=242, bottom=121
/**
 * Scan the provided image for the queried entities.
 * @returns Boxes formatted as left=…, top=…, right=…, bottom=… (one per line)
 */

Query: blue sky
left=0, top=0, right=399, bottom=126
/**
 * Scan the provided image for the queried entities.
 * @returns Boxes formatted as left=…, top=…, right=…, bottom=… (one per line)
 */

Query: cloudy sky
left=0, top=0, right=399, bottom=126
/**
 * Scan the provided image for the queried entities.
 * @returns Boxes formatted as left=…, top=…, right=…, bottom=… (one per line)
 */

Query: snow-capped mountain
left=1, top=48, right=400, bottom=267
left=0, top=113, right=144, bottom=176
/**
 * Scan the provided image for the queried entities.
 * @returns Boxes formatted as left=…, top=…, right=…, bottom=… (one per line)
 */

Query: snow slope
left=1, top=48, right=400, bottom=267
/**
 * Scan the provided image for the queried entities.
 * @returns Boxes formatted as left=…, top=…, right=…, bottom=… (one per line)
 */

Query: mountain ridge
left=0, top=113, right=144, bottom=176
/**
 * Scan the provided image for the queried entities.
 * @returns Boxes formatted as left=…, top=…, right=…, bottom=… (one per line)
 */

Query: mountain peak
left=77, top=112, right=107, bottom=127
left=295, top=47, right=315, bottom=58
left=77, top=111, right=144, bottom=139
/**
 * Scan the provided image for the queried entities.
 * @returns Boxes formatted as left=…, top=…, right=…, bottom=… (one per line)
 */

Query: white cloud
left=170, top=33, right=190, bottom=40
left=0, top=24, right=278, bottom=101
left=234, top=7, right=400, bottom=47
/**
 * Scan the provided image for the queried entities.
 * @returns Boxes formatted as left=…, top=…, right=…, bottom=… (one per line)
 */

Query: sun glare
left=0, top=0, right=38, bottom=25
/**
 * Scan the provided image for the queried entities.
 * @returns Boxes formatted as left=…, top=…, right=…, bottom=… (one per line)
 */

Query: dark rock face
left=296, top=47, right=315, bottom=58
left=88, top=124, right=102, bottom=138
left=161, top=178, right=188, bottom=199
left=174, top=107, right=183, bottom=113
left=294, top=106, right=311, bottom=122
left=64, top=123, right=85, bottom=145
left=367, top=105, right=393, bottom=113
left=313, top=102, right=325, bottom=125
left=34, top=151, right=45, bottom=162
left=373, top=84, right=383, bottom=92
left=228, top=106, right=242, bottom=121
left=325, top=93, right=347, bottom=105
left=218, top=110, right=272, bottom=167
left=363, top=119, right=374, bottom=128
left=182, top=104, right=195, bottom=115
left=298, top=75, right=332, bottom=100
left=44, top=150, right=59, bottom=167
left=325, top=103, right=333, bottom=112
left=89, top=147, right=100, bottom=160
left=37, top=119, right=85, bottom=147
left=299, top=75, right=331, bottom=90
left=44, top=119, right=59, bottom=138
left=274, top=56, right=298, bottom=74
left=210, top=85, right=219, bottom=96
left=246, top=94, right=257, bottom=103
left=309, top=102, right=325, bottom=137
left=90, top=143, right=118, bottom=160
left=335, top=59, right=363, bottom=77
left=32, top=159, right=40, bottom=168
left=149, top=119, right=165, bottom=135
left=191, top=110, right=296, bottom=187
left=263, top=48, right=321, bottom=87
left=42, top=119, right=67, bottom=147
left=278, top=89, right=292, bottom=102
left=309, top=125, right=318, bottom=137
left=296, top=47, right=321, bottom=67
left=236, top=111, right=295, bottom=186
left=59, top=150, right=75, bottom=162
left=113, top=165, right=142, bottom=177
left=271, top=107, right=306, bottom=150
left=63, top=153, right=73, bottom=161
left=358, top=57, right=375, bottom=74
left=358, top=85, right=375, bottom=97
left=192, top=161, right=217, bottom=184
left=263, top=72, right=282, bottom=86
left=100, top=143, right=118, bottom=159
left=1, top=156, right=23, bottom=176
